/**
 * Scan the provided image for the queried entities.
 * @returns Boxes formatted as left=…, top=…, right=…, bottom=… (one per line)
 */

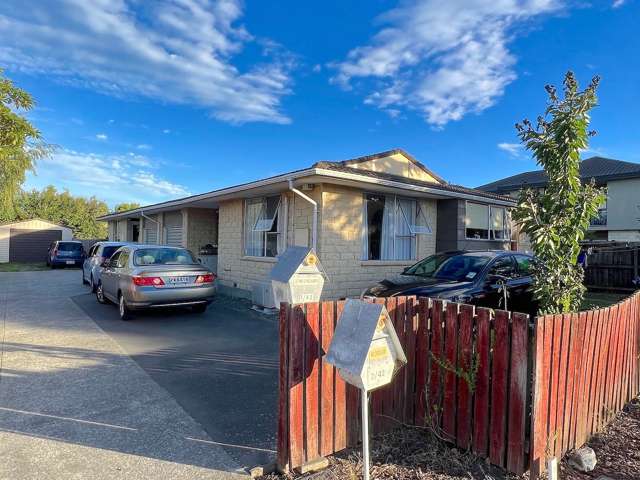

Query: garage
left=0, top=219, right=73, bottom=263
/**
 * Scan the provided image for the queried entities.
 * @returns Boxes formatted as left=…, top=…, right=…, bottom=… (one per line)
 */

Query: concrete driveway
left=0, top=269, right=279, bottom=479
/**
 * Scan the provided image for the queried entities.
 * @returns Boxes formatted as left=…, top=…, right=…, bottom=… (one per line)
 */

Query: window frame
left=244, top=194, right=282, bottom=258
left=465, top=201, right=512, bottom=241
left=362, top=193, right=432, bottom=261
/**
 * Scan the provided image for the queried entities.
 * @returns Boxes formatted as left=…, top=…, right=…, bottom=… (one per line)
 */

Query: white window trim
left=244, top=195, right=282, bottom=258
left=464, top=201, right=512, bottom=241
left=363, top=193, right=432, bottom=261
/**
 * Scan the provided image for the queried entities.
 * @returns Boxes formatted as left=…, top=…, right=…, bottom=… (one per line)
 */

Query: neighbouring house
left=98, top=149, right=515, bottom=306
left=0, top=218, right=73, bottom=263
left=478, top=156, right=640, bottom=242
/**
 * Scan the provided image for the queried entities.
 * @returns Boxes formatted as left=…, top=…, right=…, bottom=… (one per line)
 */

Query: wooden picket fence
left=277, top=296, right=531, bottom=473
left=530, top=292, right=640, bottom=476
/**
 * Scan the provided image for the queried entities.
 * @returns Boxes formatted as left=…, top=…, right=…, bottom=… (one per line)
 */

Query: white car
left=82, top=241, right=130, bottom=291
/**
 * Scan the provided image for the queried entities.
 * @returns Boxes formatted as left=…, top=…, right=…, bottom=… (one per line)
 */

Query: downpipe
left=288, top=179, right=317, bottom=251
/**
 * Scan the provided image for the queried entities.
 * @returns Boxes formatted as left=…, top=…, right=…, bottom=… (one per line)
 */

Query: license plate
left=168, top=276, right=190, bottom=284
left=66, top=260, right=75, bottom=265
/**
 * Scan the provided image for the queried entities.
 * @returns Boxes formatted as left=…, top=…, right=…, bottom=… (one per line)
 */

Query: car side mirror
left=486, top=273, right=507, bottom=285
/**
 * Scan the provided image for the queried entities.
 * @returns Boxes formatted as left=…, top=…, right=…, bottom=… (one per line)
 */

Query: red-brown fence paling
left=529, top=292, right=640, bottom=478
left=278, top=296, right=531, bottom=473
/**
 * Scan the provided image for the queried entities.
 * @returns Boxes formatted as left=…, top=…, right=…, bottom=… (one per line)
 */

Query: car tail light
left=132, top=276, right=165, bottom=287
left=195, top=273, right=216, bottom=284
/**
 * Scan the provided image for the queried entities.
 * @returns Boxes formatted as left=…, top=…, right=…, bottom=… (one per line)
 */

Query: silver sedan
left=95, top=245, right=216, bottom=320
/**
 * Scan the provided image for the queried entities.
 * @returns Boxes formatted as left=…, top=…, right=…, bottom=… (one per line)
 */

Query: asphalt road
left=72, top=282, right=279, bottom=469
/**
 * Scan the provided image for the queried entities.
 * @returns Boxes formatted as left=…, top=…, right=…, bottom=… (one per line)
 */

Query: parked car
left=46, top=240, right=85, bottom=268
left=82, top=241, right=130, bottom=291
left=95, top=244, right=216, bottom=320
left=363, top=250, right=537, bottom=315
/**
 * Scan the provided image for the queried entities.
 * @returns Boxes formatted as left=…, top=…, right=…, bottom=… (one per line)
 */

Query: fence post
left=530, top=317, right=546, bottom=479
left=277, top=303, right=290, bottom=471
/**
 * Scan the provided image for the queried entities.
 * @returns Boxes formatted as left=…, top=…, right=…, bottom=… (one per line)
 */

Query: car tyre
left=96, top=282, right=107, bottom=304
left=192, top=303, right=207, bottom=314
left=118, top=293, right=132, bottom=321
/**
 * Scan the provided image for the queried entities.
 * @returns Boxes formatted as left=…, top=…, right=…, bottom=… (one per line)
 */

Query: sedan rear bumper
left=125, top=284, right=216, bottom=309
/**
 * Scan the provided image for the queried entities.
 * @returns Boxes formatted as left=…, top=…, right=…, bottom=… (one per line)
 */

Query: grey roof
left=269, top=246, right=317, bottom=282
left=314, top=162, right=514, bottom=203
left=478, top=156, right=640, bottom=193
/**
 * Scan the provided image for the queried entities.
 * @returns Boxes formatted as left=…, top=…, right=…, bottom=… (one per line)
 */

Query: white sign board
left=270, top=247, right=326, bottom=307
left=324, top=299, right=406, bottom=392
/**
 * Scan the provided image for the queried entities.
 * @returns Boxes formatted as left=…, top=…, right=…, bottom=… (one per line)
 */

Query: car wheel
left=192, top=303, right=207, bottom=314
left=96, top=282, right=107, bottom=304
left=118, top=293, right=132, bottom=321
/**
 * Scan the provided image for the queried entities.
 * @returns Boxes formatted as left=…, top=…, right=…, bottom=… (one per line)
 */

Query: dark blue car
left=47, top=240, right=85, bottom=268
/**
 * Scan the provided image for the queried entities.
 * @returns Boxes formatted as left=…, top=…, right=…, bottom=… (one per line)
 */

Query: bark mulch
left=265, top=397, right=640, bottom=480
left=263, top=427, right=523, bottom=480
left=560, top=397, right=640, bottom=480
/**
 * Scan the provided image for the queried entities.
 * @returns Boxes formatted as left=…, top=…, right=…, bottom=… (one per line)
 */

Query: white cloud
left=332, top=0, right=562, bottom=126
left=136, top=144, right=152, bottom=150
left=0, top=0, right=294, bottom=124
left=498, top=142, right=525, bottom=158
left=96, top=133, right=108, bottom=140
left=162, top=129, right=171, bottom=134
left=612, top=0, right=627, bottom=7
left=25, top=150, right=190, bottom=206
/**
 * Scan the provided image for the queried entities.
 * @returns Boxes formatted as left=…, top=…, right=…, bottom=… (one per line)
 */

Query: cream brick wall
left=217, top=198, right=275, bottom=295
left=320, top=185, right=437, bottom=299
left=185, top=208, right=218, bottom=254
left=217, top=184, right=437, bottom=302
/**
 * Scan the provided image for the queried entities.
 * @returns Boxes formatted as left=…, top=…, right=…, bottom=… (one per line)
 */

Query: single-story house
left=478, top=156, right=640, bottom=242
left=98, top=149, right=516, bottom=306
left=0, top=218, right=73, bottom=263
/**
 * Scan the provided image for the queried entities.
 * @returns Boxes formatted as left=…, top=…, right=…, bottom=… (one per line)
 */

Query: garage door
left=9, top=229, right=62, bottom=262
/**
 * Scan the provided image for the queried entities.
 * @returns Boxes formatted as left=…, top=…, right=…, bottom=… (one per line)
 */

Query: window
left=109, top=251, right=122, bottom=267
left=514, top=254, right=533, bottom=276
left=244, top=195, right=281, bottom=257
left=133, top=248, right=196, bottom=266
left=116, top=250, right=130, bottom=268
left=465, top=202, right=512, bottom=240
left=488, top=256, right=517, bottom=278
left=363, top=194, right=431, bottom=261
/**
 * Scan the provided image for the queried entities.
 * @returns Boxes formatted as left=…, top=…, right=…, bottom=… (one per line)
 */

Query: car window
left=109, top=251, right=122, bottom=267
left=488, top=256, right=517, bottom=278
left=133, top=248, right=197, bottom=266
left=117, top=250, right=130, bottom=268
left=58, top=242, right=83, bottom=252
left=514, top=255, right=533, bottom=276
left=102, top=246, right=123, bottom=259
left=404, top=254, right=450, bottom=276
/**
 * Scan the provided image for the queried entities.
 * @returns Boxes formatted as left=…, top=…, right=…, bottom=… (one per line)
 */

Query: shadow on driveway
left=71, top=292, right=280, bottom=468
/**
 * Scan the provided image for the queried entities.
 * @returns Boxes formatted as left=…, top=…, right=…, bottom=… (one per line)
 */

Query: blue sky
left=1, top=0, right=638, bottom=207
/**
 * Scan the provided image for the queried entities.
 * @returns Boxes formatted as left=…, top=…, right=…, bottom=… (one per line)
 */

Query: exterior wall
left=185, top=208, right=218, bottom=254
left=349, top=152, right=441, bottom=184
left=217, top=198, right=275, bottom=298
left=437, top=199, right=511, bottom=252
left=0, top=220, right=72, bottom=263
left=608, top=230, right=640, bottom=242
left=320, top=185, right=437, bottom=299
left=107, top=221, right=116, bottom=241
left=116, top=219, right=128, bottom=241
left=606, top=178, right=640, bottom=232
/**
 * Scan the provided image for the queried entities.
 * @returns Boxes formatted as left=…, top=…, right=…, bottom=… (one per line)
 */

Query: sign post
left=324, top=299, right=407, bottom=479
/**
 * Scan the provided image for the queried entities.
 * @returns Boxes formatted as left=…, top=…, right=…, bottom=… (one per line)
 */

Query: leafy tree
left=15, top=186, right=109, bottom=239
left=114, top=202, right=140, bottom=213
left=512, top=72, right=605, bottom=315
left=0, top=69, right=52, bottom=221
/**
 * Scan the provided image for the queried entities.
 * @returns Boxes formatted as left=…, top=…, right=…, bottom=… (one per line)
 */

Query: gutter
left=288, top=179, right=318, bottom=251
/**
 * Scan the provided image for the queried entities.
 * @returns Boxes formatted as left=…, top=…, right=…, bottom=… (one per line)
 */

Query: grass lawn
left=0, top=262, right=50, bottom=272
left=581, top=291, right=629, bottom=310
